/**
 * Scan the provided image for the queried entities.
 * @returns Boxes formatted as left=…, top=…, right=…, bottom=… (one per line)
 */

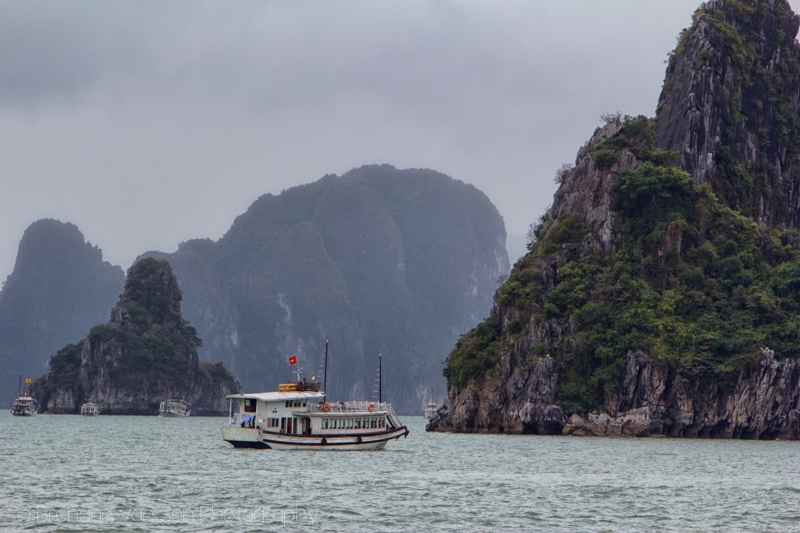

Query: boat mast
left=379, top=353, right=382, bottom=404
left=18, top=374, right=21, bottom=397
left=323, top=339, right=328, bottom=403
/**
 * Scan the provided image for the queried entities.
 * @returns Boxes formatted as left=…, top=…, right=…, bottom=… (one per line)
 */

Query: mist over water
left=1, top=414, right=798, bottom=532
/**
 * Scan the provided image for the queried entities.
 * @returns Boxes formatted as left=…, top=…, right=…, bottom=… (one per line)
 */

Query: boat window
left=244, top=399, right=256, bottom=413
left=371, top=419, right=376, bottom=429
left=281, top=417, right=286, bottom=432
left=322, top=419, right=327, bottom=429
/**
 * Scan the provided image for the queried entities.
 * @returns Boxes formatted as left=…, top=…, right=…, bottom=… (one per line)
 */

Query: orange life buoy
left=323, top=402, right=330, bottom=412
left=368, top=403, right=375, bottom=412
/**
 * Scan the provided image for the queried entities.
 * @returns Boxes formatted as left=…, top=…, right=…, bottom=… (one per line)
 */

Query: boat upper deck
left=226, top=391, right=325, bottom=403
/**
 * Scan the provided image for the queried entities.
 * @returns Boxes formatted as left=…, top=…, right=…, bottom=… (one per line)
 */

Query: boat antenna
left=323, top=339, right=328, bottom=403
left=379, top=353, right=382, bottom=404
left=18, top=374, right=21, bottom=397
left=294, top=357, right=302, bottom=383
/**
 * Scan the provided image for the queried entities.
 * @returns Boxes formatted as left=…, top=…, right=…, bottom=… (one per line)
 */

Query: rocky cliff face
left=655, top=0, right=800, bottom=225
left=430, top=348, right=799, bottom=440
left=431, top=0, right=800, bottom=439
left=33, top=258, right=239, bottom=415
left=0, top=219, right=124, bottom=407
left=144, top=165, right=508, bottom=414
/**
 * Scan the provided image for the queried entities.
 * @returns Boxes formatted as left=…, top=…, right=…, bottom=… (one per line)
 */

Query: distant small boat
left=11, top=396, right=38, bottom=416
left=11, top=376, right=37, bottom=416
left=159, top=396, right=190, bottom=417
left=424, top=385, right=437, bottom=420
left=424, top=401, right=437, bottom=420
left=80, top=402, right=99, bottom=416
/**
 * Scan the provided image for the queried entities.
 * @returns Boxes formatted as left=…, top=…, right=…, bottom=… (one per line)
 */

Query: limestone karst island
left=430, top=0, right=800, bottom=439
left=33, top=258, right=239, bottom=415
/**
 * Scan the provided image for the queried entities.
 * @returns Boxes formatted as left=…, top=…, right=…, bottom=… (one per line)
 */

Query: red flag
left=289, top=356, right=297, bottom=365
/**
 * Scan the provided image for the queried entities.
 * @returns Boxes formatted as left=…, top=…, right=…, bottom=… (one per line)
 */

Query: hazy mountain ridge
left=145, top=165, right=509, bottom=414
left=430, top=0, right=800, bottom=439
left=1, top=167, right=508, bottom=414
left=0, top=219, right=125, bottom=406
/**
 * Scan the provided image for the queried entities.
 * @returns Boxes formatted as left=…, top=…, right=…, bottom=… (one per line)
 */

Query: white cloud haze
left=5, top=0, right=784, bottom=280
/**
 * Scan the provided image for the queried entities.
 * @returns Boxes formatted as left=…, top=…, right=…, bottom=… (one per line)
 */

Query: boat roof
left=226, top=391, right=325, bottom=402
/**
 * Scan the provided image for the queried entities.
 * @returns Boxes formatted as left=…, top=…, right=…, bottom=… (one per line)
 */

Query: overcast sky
left=4, top=0, right=780, bottom=281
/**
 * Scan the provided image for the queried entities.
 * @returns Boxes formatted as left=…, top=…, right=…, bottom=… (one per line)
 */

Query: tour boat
left=11, top=376, right=37, bottom=416
left=159, top=396, right=190, bottom=417
left=221, top=345, right=408, bottom=450
left=222, top=384, right=408, bottom=450
left=80, top=402, right=99, bottom=416
left=11, top=395, right=38, bottom=416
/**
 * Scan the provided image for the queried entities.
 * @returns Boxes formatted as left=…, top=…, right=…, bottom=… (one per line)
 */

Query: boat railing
left=384, top=403, right=402, bottom=429
left=307, top=401, right=393, bottom=413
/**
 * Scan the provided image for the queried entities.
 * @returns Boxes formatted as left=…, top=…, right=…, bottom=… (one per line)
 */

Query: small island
left=430, top=0, right=800, bottom=439
left=33, top=257, right=239, bottom=415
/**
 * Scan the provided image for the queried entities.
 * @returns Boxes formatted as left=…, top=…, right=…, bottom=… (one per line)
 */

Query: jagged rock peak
left=112, top=257, right=184, bottom=334
left=655, top=0, right=800, bottom=226
left=538, top=119, right=633, bottom=252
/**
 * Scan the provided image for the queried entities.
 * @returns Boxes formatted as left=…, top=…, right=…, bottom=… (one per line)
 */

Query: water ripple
left=1, top=413, right=799, bottom=532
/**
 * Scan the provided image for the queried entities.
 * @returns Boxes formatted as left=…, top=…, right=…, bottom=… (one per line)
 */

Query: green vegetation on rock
left=444, top=116, right=800, bottom=413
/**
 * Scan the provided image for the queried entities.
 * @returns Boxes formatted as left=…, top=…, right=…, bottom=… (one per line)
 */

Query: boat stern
left=221, top=426, right=270, bottom=449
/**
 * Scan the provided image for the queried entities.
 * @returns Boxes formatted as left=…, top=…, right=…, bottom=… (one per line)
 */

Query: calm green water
left=1, top=412, right=798, bottom=532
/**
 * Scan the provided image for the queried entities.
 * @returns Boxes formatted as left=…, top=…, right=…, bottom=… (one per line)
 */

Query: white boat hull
left=159, top=410, right=190, bottom=417
left=221, top=426, right=409, bottom=451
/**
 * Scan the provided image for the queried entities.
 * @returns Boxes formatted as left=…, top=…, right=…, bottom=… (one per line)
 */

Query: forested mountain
left=0, top=220, right=124, bottom=407
left=145, top=165, right=508, bottom=414
left=431, top=0, right=800, bottom=439
left=33, top=258, right=238, bottom=414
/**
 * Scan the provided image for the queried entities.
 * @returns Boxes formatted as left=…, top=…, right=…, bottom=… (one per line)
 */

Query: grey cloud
left=2, top=0, right=731, bottom=280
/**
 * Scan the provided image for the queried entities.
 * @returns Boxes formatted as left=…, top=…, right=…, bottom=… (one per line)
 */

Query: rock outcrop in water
left=430, top=0, right=800, bottom=439
left=33, top=258, right=239, bottom=415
